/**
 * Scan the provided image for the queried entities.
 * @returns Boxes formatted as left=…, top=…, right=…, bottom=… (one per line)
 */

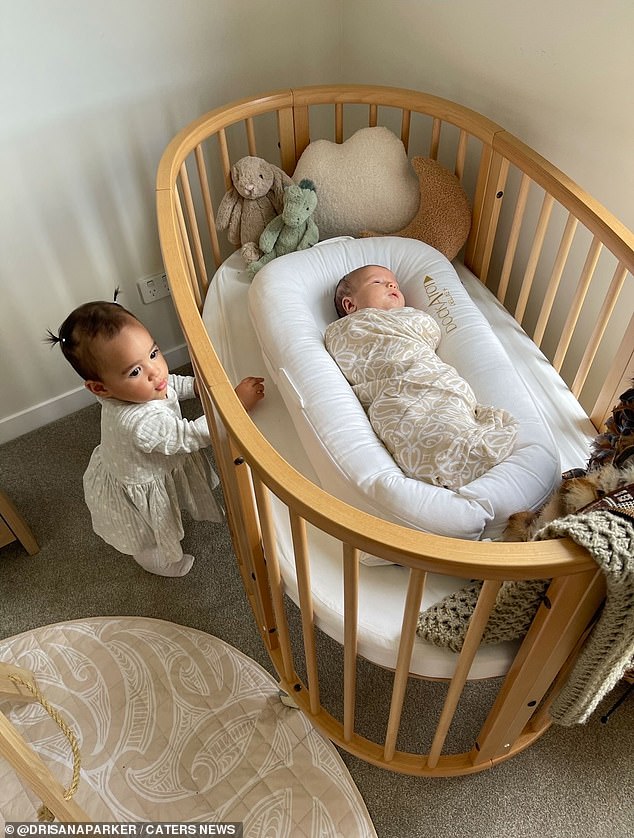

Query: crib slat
left=289, top=512, right=321, bottom=714
left=465, top=149, right=508, bottom=282
left=179, top=161, right=209, bottom=293
left=553, top=235, right=603, bottom=372
left=476, top=155, right=509, bottom=284
left=497, top=173, right=531, bottom=304
left=277, top=106, right=297, bottom=175
left=251, top=474, right=296, bottom=684
left=191, top=377, right=279, bottom=654
left=217, top=128, right=232, bottom=190
left=429, top=118, right=441, bottom=159
left=246, top=117, right=257, bottom=156
left=527, top=611, right=598, bottom=733
left=591, top=312, right=634, bottom=430
left=194, top=145, right=221, bottom=273
left=533, top=212, right=579, bottom=347
left=572, top=262, right=628, bottom=396
left=454, top=129, right=468, bottom=181
left=427, top=580, right=501, bottom=769
left=293, top=105, right=311, bottom=160
left=464, top=145, right=491, bottom=272
left=369, top=104, right=378, bottom=127
left=335, top=103, right=344, bottom=144
left=383, top=569, right=427, bottom=762
left=400, top=109, right=411, bottom=153
left=342, top=543, right=360, bottom=742
left=514, top=192, right=555, bottom=323
left=174, top=187, right=202, bottom=310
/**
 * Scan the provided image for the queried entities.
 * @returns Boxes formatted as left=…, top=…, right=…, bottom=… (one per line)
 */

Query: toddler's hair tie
left=44, top=328, right=62, bottom=346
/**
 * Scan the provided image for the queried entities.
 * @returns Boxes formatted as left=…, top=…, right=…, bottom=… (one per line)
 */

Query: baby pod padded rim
left=248, top=236, right=560, bottom=540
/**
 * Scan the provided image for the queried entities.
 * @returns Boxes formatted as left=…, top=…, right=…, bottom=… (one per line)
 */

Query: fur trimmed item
left=503, top=381, right=634, bottom=542
left=503, top=462, right=634, bottom=541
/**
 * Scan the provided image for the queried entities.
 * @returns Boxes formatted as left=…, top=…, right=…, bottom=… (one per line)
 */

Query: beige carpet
left=0, top=617, right=376, bottom=837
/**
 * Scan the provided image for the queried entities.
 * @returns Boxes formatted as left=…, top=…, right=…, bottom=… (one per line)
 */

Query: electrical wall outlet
left=137, top=272, right=171, bottom=304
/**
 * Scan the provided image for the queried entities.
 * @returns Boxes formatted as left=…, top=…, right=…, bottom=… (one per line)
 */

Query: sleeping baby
left=324, top=264, right=518, bottom=490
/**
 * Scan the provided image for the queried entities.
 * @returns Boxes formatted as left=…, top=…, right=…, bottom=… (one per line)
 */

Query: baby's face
left=88, top=322, right=169, bottom=403
left=342, top=266, right=405, bottom=314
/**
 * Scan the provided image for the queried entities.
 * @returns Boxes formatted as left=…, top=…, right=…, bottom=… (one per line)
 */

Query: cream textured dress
left=83, top=374, right=222, bottom=566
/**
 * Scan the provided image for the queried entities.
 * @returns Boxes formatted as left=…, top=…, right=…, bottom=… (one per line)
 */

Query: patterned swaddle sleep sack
left=324, top=306, right=518, bottom=489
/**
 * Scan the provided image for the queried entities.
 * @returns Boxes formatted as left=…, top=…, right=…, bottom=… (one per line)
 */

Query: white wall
left=340, top=0, right=633, bottom=230
left=0, top=0, right=341, bottom=442
left=2, top=0, right=632, bottom=443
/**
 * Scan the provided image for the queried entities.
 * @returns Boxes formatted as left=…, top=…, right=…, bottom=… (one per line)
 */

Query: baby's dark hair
left=45, top=297, right=140, bottom=381
left=334, top=265, right=386, bottom=317
left=334, top=271, right=357, bottom=318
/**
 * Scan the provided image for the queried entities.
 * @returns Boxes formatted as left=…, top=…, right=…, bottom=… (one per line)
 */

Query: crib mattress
left=201, top=241, right=595, bottom=679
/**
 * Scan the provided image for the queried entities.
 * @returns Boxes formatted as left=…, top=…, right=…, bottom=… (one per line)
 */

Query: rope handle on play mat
left=8, top=673, right=82, bottom=821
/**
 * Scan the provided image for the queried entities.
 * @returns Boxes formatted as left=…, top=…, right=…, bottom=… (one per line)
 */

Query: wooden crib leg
left=471, top=568, right=605, bottom=767
left=196, top=382, right=278, bottom=655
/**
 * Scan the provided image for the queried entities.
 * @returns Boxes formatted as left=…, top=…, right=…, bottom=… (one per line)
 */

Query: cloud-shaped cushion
left=292, top=126, right=420, bottom=240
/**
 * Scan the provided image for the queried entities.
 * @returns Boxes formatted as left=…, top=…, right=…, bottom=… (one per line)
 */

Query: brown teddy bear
left=216, top=156, right=294, bottom=264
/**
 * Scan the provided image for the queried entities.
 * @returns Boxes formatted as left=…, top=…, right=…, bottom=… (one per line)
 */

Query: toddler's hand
left=235, top=377, right=265, bottom=412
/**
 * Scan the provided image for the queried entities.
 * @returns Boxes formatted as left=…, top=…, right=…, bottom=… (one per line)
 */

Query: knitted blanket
left=417, top=510, right=634, bottom=725
left=538, top=510, right=634, bottom=724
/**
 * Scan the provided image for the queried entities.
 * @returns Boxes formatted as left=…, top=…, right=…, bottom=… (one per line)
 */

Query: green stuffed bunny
left=248, top=179, right=319, bottom=275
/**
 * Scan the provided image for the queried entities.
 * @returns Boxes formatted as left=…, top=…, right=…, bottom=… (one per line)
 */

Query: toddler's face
left=342, top=266, right=405, bottom=314
left=87, top=322, right=169, bottom=403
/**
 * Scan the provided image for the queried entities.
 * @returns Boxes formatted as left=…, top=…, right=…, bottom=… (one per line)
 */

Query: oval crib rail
left=157, top=85, right=633, bottom=775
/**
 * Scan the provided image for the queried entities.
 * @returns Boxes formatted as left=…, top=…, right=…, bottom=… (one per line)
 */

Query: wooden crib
left=156, top=85, right=633, bottom=776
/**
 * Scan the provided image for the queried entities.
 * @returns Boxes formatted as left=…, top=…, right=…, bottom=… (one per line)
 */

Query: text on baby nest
left=423, top=275, right=457, bottom=333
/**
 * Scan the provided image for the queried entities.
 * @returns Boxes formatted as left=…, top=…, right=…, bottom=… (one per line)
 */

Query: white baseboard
left=0, top=344, right=191, bottom=446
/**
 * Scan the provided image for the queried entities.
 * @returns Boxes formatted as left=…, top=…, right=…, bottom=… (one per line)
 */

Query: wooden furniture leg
left=0, top=491, right=39, bottom=556
left=0, top=663, right=89, bottom=821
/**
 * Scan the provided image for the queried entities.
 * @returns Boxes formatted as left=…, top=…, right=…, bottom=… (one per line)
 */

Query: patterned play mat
left=0, top=617, right=376, bottom=837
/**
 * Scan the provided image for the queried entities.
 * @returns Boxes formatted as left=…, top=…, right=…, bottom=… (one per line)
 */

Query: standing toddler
left=47, top=299, right=264, bottom=576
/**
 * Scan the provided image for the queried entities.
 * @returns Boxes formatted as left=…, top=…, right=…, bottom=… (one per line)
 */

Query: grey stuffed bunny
left=216, top=156, right=293, bottom=263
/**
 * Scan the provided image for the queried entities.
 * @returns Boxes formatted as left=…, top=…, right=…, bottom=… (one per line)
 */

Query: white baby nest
left=250, top=237, right=565, bottom=539
left=202, top=236, right=596, bottom=680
